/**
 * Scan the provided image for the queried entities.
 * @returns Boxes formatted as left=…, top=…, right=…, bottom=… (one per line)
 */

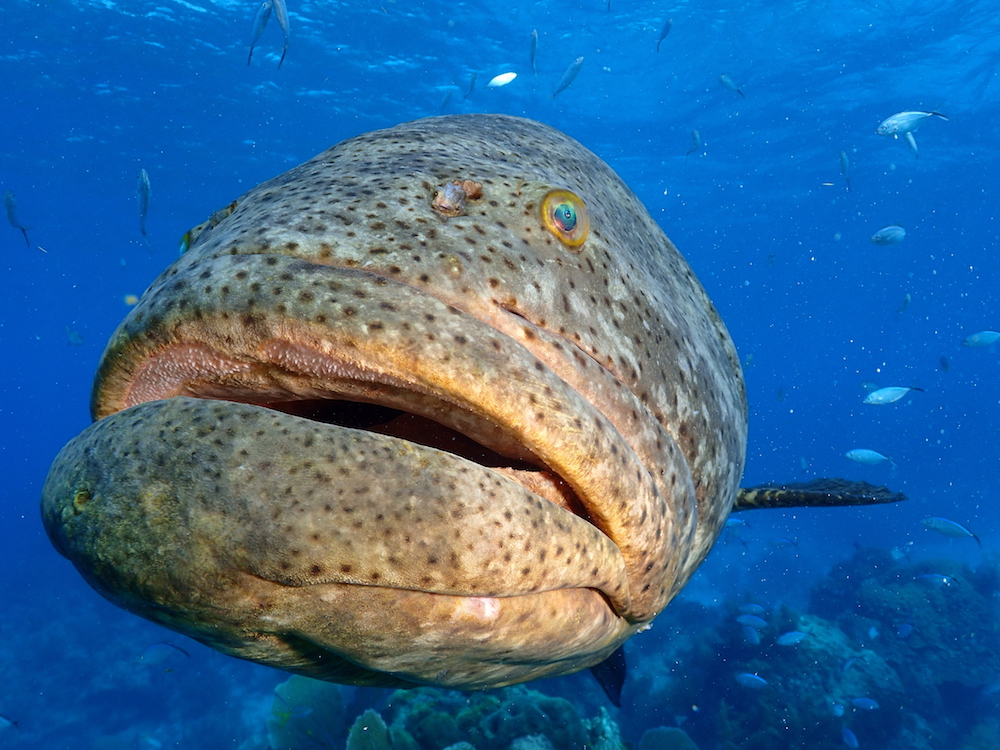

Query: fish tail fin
left=737, top=89, right=746, bottom=98
left=930, top=111, right=949, bottom=120
left=911, top=387, right=926, bottom=392
left=974, top=533, right=983, bottom=549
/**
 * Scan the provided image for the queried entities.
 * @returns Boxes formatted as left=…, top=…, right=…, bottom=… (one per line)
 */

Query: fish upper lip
left=92, top=252, right=692, bottom=619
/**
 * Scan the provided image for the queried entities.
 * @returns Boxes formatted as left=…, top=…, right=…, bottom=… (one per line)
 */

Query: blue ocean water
left=2, top=0, right=999, bottom=748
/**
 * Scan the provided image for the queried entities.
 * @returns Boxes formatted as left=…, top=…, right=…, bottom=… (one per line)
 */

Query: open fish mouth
left=45, top=252, right=681, bottom=688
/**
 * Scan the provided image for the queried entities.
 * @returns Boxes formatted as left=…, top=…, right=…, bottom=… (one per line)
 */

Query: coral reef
left=637, top=726, right=700, bottom=750
left=267, top=675, right=346, bottom=750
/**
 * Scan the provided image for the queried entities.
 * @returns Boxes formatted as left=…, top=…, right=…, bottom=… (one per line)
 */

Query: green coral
left=381, top=686, right=596, bottom=750
left=266, top=675, right=345, bottom=750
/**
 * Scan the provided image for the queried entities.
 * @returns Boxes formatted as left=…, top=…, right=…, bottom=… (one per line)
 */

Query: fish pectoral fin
left=733, top=477, right=907, bottom=511
left=590, top=644, right=626, bottom=706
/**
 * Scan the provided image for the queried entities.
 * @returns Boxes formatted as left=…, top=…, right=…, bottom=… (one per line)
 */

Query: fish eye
left=540, top=189, right=588, bottom=249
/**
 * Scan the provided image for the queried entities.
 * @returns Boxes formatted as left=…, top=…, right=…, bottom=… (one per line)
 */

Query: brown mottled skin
left=41, top=115, right=747, bottom=689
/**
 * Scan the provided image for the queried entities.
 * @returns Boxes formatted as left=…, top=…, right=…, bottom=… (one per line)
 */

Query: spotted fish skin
left=42, top=115, right=747, bottom=689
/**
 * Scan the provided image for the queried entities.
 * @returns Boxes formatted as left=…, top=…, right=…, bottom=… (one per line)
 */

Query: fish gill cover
left=1, top=0, right=999, bottom=748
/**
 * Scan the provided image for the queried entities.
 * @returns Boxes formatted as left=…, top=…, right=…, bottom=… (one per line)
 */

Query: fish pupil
left=553, top=203, right=577, bottom=232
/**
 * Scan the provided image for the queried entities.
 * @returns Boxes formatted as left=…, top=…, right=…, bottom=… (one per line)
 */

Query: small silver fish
left=247, top=0, right=272, bottom=65
left=273, top=0, right=290, bottom=67
left=876, top=110, right=949, bottom=136
left=863, top=385, right=923, bottom=404
left=915, top=573, right=954, bottom=587
left=736, top=614, right=768, bottom=629
left=656, top=19, right=672, bottom=52
left=137, top=168, right=151, bottom=248
left=842, top=727, right=858, bottom=749
left=877, top=111, right=947, bottom=160
left=486, top=72, right=517, bottom=88
left=686, top=129, right=701, bottom=156
left=719, top=74, right=745, bottom=98
left=870, top=225, right=905, bottom=245
left=921, top=517, right=982, bottom=548
left=738, top=602, right=765, bottom=616
left=775, top=631, right=809, bottom=646
left=439, top=88, right=453, bottom=114
left=839, top=150, right=850, bottom=191
left=743, top=625, right=761, bottom=645
left=463, top=72, right=477, bottom=99
left=530, top=29, right=538, bottom=77
left=735, top=673, right=768, bottom=689
left=4, top=190, right=30, bottom=248
left=845, top=449, right=895, bottom=468
left=552, top=56, right=584, bottom=99
left=962, top=330, right=1000, bottom=347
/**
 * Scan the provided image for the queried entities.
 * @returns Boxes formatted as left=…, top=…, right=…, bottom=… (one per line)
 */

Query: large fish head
left=42, top=114, right=747, bottom=690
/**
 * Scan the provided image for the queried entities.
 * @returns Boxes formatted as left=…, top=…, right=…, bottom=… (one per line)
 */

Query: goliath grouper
left=41, top=115, right=903, bottom=697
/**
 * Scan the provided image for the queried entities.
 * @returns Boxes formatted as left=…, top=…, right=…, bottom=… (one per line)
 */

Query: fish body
left=870, top=225, right=905, bottom=245
left=842, top=727, right=859, bottom=749
left=735, top=673, right=768, bottom=689
left=839, top=150, right=850, bottom=191
left=876, top=110, right=948, bottom=136
left=738, top=602, right=765, bottom=616
left=43, top=115, right=749, bottom=692
left=775, top=630, right=808, bottom=646
left=863, top=386, right=923, bottom=405
left=916, top=573, right=954, bottom=587
left=877, top=111, right=947, bottom=160
left=41, top=115, right=902, bottom=694
left=552, top=56, right=584, bottom=99
left=656, top=19, right=672, bottom=52
left=463, top=72, right=477, bottom=99
left=247, top=0, right=272, bottom=65
left=736, top=614, right=768, bottom=629
left=845, top=449, right=894, bottom=468
left=921, top=516, right=981, bottom=547
left=439, top=88, right=453, bottom=114
left=4, top=190, right=30, bottom=248
left=742, top=626, right=760, bottom=645
left=137, top=168, right=151, bottom=247
left=719, top=74, right=744, bottom=98
left=686, top=130, right=700, bottom=156
left=851, top=697, right=879, bottom=710
left=962, top=330, right=1000, bottom=347
left=273, top=0, right=290, bottom=67
left=530, top=29, right=538, bottom=76
left=486, top=72, right=517, bottom=88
